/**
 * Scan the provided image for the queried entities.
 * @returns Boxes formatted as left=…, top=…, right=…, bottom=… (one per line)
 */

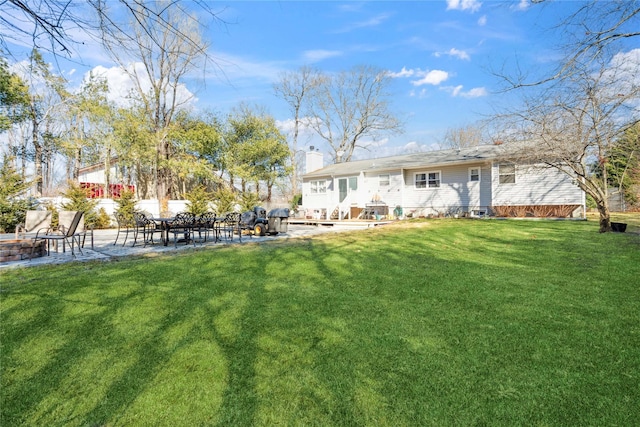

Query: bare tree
left=496, top=53, right=639, bottom=232
left=16, top=50, right=69, bottom=196
left=97, top=1, right=210, bottom=201
left=503, top=1, right=640, bottom=88
left=496, top=1, right=640, bottom=232
left=441, top=122, right=486, bottom=149
left=306, top=65, right=403, bottom=163
left=1, top=0, right=221, bottom=61
left=273, top=66, right=320, bottom=196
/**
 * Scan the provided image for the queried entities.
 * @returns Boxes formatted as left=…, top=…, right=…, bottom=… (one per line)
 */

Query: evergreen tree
left=0, top=156, right=37, bottom=233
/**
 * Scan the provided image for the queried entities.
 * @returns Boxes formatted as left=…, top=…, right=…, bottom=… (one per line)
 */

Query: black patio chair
left=166, top=212, right=197, bottom=247
left=132, top=211, right=164, bottom=247
left=196, top=212, right=218, bottom=243
left=113, top=211, right=134, bottom=246
left=220, top=212, right=242, bottom=242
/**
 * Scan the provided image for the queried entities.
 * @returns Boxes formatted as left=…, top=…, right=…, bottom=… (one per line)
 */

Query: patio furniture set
left=113, top=211, right=243, bottom=248
left=4, top=207, right=290, bottom=263
left=13, top=210, right=93, bottom=260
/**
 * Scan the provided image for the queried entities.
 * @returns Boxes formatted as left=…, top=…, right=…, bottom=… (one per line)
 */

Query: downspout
left=401, top=168, right=406, bottom=217
left=581, top=175, right=587, bottom=219
left=328, top=175, right=334, bottom=220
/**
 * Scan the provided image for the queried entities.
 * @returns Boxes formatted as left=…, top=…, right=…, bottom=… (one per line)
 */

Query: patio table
left=150, top=217, right=174, bottom=246
left=214, top=216, right=229, bottom=242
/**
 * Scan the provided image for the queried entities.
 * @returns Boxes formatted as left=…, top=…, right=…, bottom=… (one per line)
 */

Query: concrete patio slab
left=0, top=222, right=381, bottom=270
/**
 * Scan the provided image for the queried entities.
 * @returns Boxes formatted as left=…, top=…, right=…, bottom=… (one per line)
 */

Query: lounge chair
left=32, top=211, right=85, bottom=258
left=15, top=210, right=52, bottom=239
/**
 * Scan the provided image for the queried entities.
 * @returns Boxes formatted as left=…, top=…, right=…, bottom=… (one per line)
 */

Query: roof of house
left=78, top=157, right=120, bottom=174
left=303, top=144, right=509, bottom=178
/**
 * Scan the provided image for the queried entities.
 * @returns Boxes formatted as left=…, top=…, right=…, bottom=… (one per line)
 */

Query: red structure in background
left=80, top=183, right=135, bottom=198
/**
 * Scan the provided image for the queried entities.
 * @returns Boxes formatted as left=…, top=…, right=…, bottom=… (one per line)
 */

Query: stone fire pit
left=0, top=239, right=46, bottom=263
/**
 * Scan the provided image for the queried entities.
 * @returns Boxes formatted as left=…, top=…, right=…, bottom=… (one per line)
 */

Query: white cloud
left=276, top=117, right=317, bottom=137
left=602, top=49, right=640, bottom=105
left=448, top=85, right=488, bottom=98
left=302, top=49, right=343, bottom=62
left=412, top=70, right=449, bottom=86
left=409, top=88, right=429, bottom=98
left=390, top=67, right=450, bottom=86
left=333, top=12, right=394, bottom=33
left=464, top=87, right=488, bottom=98
left=388, top=67, right=415, bottom=78
left=209, top=51, right=286, bottom=83
left=88, top=63, right=195, bottom=107
left=402, top=141, right=438, bottom=153
left=452, top=85, right=464, bottom=97
left=436, top=48, right=471, bottom=61
left=478, top=15, right=487, bottom=26
left=515, top=0, right=529, bottom=11
left=608, top=48, right=640, bottom=78
left=354, top=13, right=393, bottom=29
left=446, top=0, right=482, bottom=13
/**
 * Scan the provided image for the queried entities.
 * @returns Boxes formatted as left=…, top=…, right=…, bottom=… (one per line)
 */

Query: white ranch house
left=300, top=144, right=585, bottom=220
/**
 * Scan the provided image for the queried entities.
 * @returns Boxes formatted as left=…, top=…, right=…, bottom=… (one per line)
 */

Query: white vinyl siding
left=404, top=165, right=490, bottom=214
left=362, top=171, right=404, bottom=208
left=492, top=164, right=583, bottom=205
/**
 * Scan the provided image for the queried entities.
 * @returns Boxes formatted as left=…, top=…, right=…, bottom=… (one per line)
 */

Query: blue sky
left=7, top=1, right=603, bottom=159
left=201, top=0, right=565, bottom=156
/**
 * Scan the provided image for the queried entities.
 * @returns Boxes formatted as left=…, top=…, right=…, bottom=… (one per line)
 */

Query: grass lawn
left=1, top=218, right=639, bottom=426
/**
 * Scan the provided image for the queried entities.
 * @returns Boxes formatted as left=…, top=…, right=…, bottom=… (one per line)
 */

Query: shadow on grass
left=1, top=219, right=639, bottom=425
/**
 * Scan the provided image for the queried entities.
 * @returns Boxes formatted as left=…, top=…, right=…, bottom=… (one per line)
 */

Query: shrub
left=114, top=187, right=137, bottom=225
left=214, top=186, right=237, bottom=214
left=60, top=181, right=99, bottom=227
left=239, top=191, right=260, bottom=212
left=0, top=156, right=37, bottom=233
left=290, top=193, right=302, bottom=211
left=185, top=186, right=212, bottom=216
left=94, top=207, right=113, bottom=229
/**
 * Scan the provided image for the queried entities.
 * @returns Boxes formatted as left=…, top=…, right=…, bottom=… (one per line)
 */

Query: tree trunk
left=73, top=147, right=81, bottom=180
left=104, top=151, right=111, bottom=198
left=31, top=112, right=42, bottom=197
left=156, top=136, right=173, bottom=200
left=596, top=202, right=611, bottom=233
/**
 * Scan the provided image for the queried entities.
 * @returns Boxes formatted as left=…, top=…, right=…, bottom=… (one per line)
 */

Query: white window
left=416, top=172, right=440, bottom=188
left=428, top=171, right=441, bottom=188
left=310, top=180, right=326, bottom=193
left=379, top=174, right=390, bottom=186
left=349, top=176, right=357, bottom=191
left=499, top=164, right=516, bottom=184
left=469, top=167, right=480, bottom=182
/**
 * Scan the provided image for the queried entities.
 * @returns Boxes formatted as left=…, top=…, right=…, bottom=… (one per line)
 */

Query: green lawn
left=1, top=218, right=639, bottom=426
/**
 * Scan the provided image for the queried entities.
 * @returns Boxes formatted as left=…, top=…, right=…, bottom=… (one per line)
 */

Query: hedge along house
left=301, top=144, right=586, bottom=220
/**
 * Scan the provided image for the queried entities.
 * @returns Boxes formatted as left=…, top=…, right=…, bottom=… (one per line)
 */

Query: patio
left=0, top=222, right=379, bottom=269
